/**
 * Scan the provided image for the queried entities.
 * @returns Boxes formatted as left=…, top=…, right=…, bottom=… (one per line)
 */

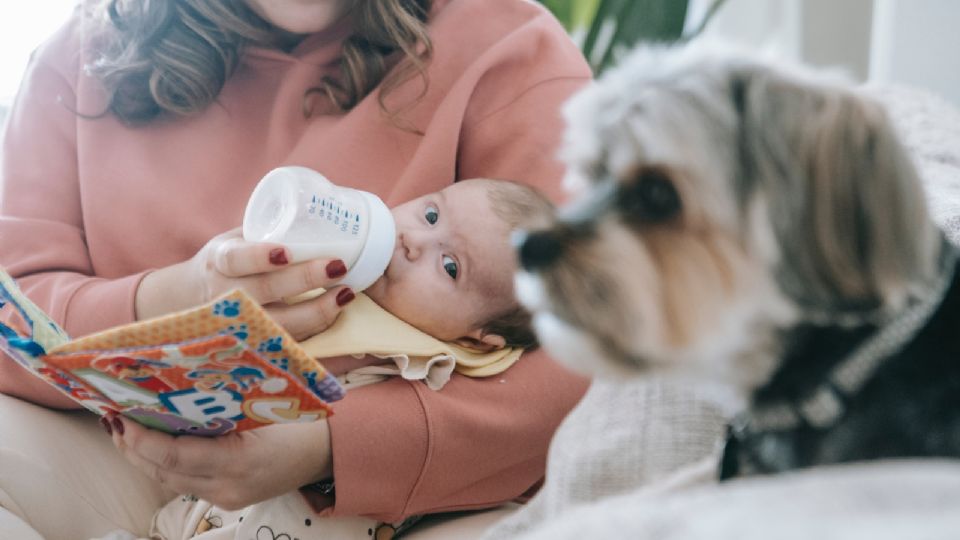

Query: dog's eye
left=617, top=167, right=681, bottom=223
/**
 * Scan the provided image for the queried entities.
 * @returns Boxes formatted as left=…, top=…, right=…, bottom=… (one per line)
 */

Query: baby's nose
left=400, top=232, right=423, bottom=261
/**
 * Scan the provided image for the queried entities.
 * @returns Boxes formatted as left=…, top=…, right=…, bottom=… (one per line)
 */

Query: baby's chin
left=362, top=273, right=388, bottom=302
left=361, top=276, right=398, bottom=320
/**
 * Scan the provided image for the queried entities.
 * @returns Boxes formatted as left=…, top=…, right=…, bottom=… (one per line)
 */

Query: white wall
left=801, top=0, right=874, bottom=81
left=0, top=2, right=77, bottom=105
left=689, top=0, right=960, bottom=106
left=689, top=0, right=803, bottom=61
left=869, top=0, right=960, bottom=107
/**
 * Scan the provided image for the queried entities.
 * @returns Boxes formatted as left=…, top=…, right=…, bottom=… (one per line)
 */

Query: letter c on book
left=243, top=398, right=323, bottom=424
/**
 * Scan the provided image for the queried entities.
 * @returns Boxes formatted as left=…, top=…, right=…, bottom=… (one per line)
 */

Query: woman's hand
left=135, top=228, right=355, bottom=340
left=106, top=413, right=332, bottom=510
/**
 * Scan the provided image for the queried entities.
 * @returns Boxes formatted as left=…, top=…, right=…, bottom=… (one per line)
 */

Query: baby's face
left=364, top=181, right=517, bottom=345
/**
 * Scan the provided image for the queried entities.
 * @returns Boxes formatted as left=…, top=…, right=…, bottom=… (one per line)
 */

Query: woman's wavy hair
left=88, top=0, right=433, bottom=125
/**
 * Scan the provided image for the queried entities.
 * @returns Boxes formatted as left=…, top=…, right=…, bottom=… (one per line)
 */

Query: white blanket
left=503, top=460, right=960, bottom=539
left=867, top=85, right=960, bottom=244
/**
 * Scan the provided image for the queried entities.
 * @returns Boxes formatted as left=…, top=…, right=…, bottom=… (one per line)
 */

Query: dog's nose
left=518, top=229, right=565, bottom=271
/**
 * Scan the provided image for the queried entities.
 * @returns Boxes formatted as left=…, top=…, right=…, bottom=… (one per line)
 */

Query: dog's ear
left=735, top=68, right=941, bottom=318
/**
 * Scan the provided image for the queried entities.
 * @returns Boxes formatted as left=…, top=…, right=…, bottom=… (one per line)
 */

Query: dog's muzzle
left=515, top=186, right=613, bottom=272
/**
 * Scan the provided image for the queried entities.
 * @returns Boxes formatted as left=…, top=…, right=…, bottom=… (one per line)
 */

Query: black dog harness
left=721, top=240, right=960, bottom=478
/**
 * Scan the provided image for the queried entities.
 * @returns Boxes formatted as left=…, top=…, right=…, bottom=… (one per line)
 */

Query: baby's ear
left=454, top=329, right=506, bottom=353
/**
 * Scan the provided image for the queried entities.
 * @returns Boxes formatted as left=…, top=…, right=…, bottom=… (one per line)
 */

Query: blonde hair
left=88, top=0, right=432, bottom=125
left=479, top=179, right=556, bottom=349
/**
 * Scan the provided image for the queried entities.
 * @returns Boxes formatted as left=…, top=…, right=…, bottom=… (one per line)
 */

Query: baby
left=301, top=177, right=552, bottom=390
left=368, top=177, right=546, bottom=351
left=138, top=178, right=554, bottom=540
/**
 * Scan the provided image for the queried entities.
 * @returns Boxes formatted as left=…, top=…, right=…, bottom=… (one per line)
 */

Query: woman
left=0, top=0, right=591, bottom=537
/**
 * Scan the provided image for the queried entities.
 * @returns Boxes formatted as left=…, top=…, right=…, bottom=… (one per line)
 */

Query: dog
left=513, top=43, right=960, bottom=479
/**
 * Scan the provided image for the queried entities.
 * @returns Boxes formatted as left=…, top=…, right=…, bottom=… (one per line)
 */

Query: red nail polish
left=326, top=260, right=347, bottom=279
left=336, top=288, right=355, bottom=307
left=112, top=417, right=125, bottom=436
left=269, top=248, right=289, bottom=265
left=100, top=416, right=113, bottom=435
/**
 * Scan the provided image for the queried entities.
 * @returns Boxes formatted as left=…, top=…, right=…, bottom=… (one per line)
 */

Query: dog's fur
left=515, top=43, right=960, bottom=477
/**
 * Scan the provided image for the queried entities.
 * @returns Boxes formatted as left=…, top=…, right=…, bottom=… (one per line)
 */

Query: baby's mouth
left=376, top=246, right=402, bottom=284
left=382, top=234, right=408, bottom=280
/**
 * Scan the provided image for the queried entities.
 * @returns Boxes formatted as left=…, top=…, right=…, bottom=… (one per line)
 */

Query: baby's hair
left=475, top=179, right=555, bottom=350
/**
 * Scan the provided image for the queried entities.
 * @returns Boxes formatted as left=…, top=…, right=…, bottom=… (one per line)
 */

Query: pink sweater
left=0, top=0, right=591, bottom=522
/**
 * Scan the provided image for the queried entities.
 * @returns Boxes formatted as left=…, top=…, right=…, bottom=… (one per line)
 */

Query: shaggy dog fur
left=514, top=43, right=960, bottom=478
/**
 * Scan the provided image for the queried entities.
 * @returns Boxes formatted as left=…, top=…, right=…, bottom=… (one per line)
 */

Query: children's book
left=0, top=268, right=343, bottom=435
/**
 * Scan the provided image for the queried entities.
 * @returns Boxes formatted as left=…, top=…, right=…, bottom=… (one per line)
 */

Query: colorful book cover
left=0, top=269, right=343, bottom=435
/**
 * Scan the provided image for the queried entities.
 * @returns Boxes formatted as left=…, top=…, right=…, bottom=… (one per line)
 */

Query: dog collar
left=736, top=239, right=959, bottom=434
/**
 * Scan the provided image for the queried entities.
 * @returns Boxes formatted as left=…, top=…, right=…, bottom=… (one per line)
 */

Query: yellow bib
left=299, top=294, right=522, bottom=389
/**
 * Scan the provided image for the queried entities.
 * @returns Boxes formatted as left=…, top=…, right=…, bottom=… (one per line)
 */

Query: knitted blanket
left=481, top=85, right=960, bottom=540
left=869, top=85, right=960, bottom=245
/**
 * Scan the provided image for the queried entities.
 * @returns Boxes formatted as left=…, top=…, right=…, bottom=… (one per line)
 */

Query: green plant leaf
left=541, top=0, right=601, bottom=34
left=539, top=0, right=730, bottom=74
left=581, top=0, right=626, bottom=67
left=540, top=0, right=575, bottom=31
left=597, top=0, right=688, bottom=72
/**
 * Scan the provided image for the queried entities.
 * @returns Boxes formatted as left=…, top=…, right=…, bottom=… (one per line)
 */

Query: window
left=0, top=1, right=76, bottom=121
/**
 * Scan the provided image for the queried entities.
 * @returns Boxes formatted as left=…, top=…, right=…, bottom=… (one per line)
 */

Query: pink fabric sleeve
left=454, top=7, right=591, bottom=203
left=0, top=21, right=147, bottom=339
left=315, top=72, right=592, bottom=522
left=457, top=76, right=589, bottom=202
left=322, top=350, right=588, bottom=522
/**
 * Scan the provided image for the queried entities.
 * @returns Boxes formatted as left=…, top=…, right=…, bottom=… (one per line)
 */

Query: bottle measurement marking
left=308, top=196, right=362, bottom=235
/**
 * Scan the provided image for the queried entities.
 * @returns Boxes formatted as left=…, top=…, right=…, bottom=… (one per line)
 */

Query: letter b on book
left=160, top=388, right=244, bottom=424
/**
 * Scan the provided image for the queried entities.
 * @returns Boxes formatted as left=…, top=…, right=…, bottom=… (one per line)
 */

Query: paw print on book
left=258, top=336, right=283, bottom=353
left=212, top=299, right=241, bottom=318
left=302, top=370, right=318, bottom=389
left=269, top=357, right=290, bottom=371
left=224, top=324, right=249, bottom=341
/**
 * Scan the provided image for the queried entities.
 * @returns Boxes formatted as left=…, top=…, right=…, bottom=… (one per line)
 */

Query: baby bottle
left=243, top=166, right=396, bottom=292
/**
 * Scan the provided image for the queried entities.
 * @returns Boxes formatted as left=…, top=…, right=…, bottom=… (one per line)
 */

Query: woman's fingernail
left=326, top=260, right=347, bottom=279
left=112, top=417, right=125, bottom=436
left=336, top=288, right=355, bottom=307
left=269, top=248, right=289, bottom=266
left=100, top=416, right=113, bottom=435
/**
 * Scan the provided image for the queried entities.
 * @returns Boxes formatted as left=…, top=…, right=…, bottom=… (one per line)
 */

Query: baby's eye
left=424, top=205, right=439, bottom=225
left=442, top=255, right=459, bottom=280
